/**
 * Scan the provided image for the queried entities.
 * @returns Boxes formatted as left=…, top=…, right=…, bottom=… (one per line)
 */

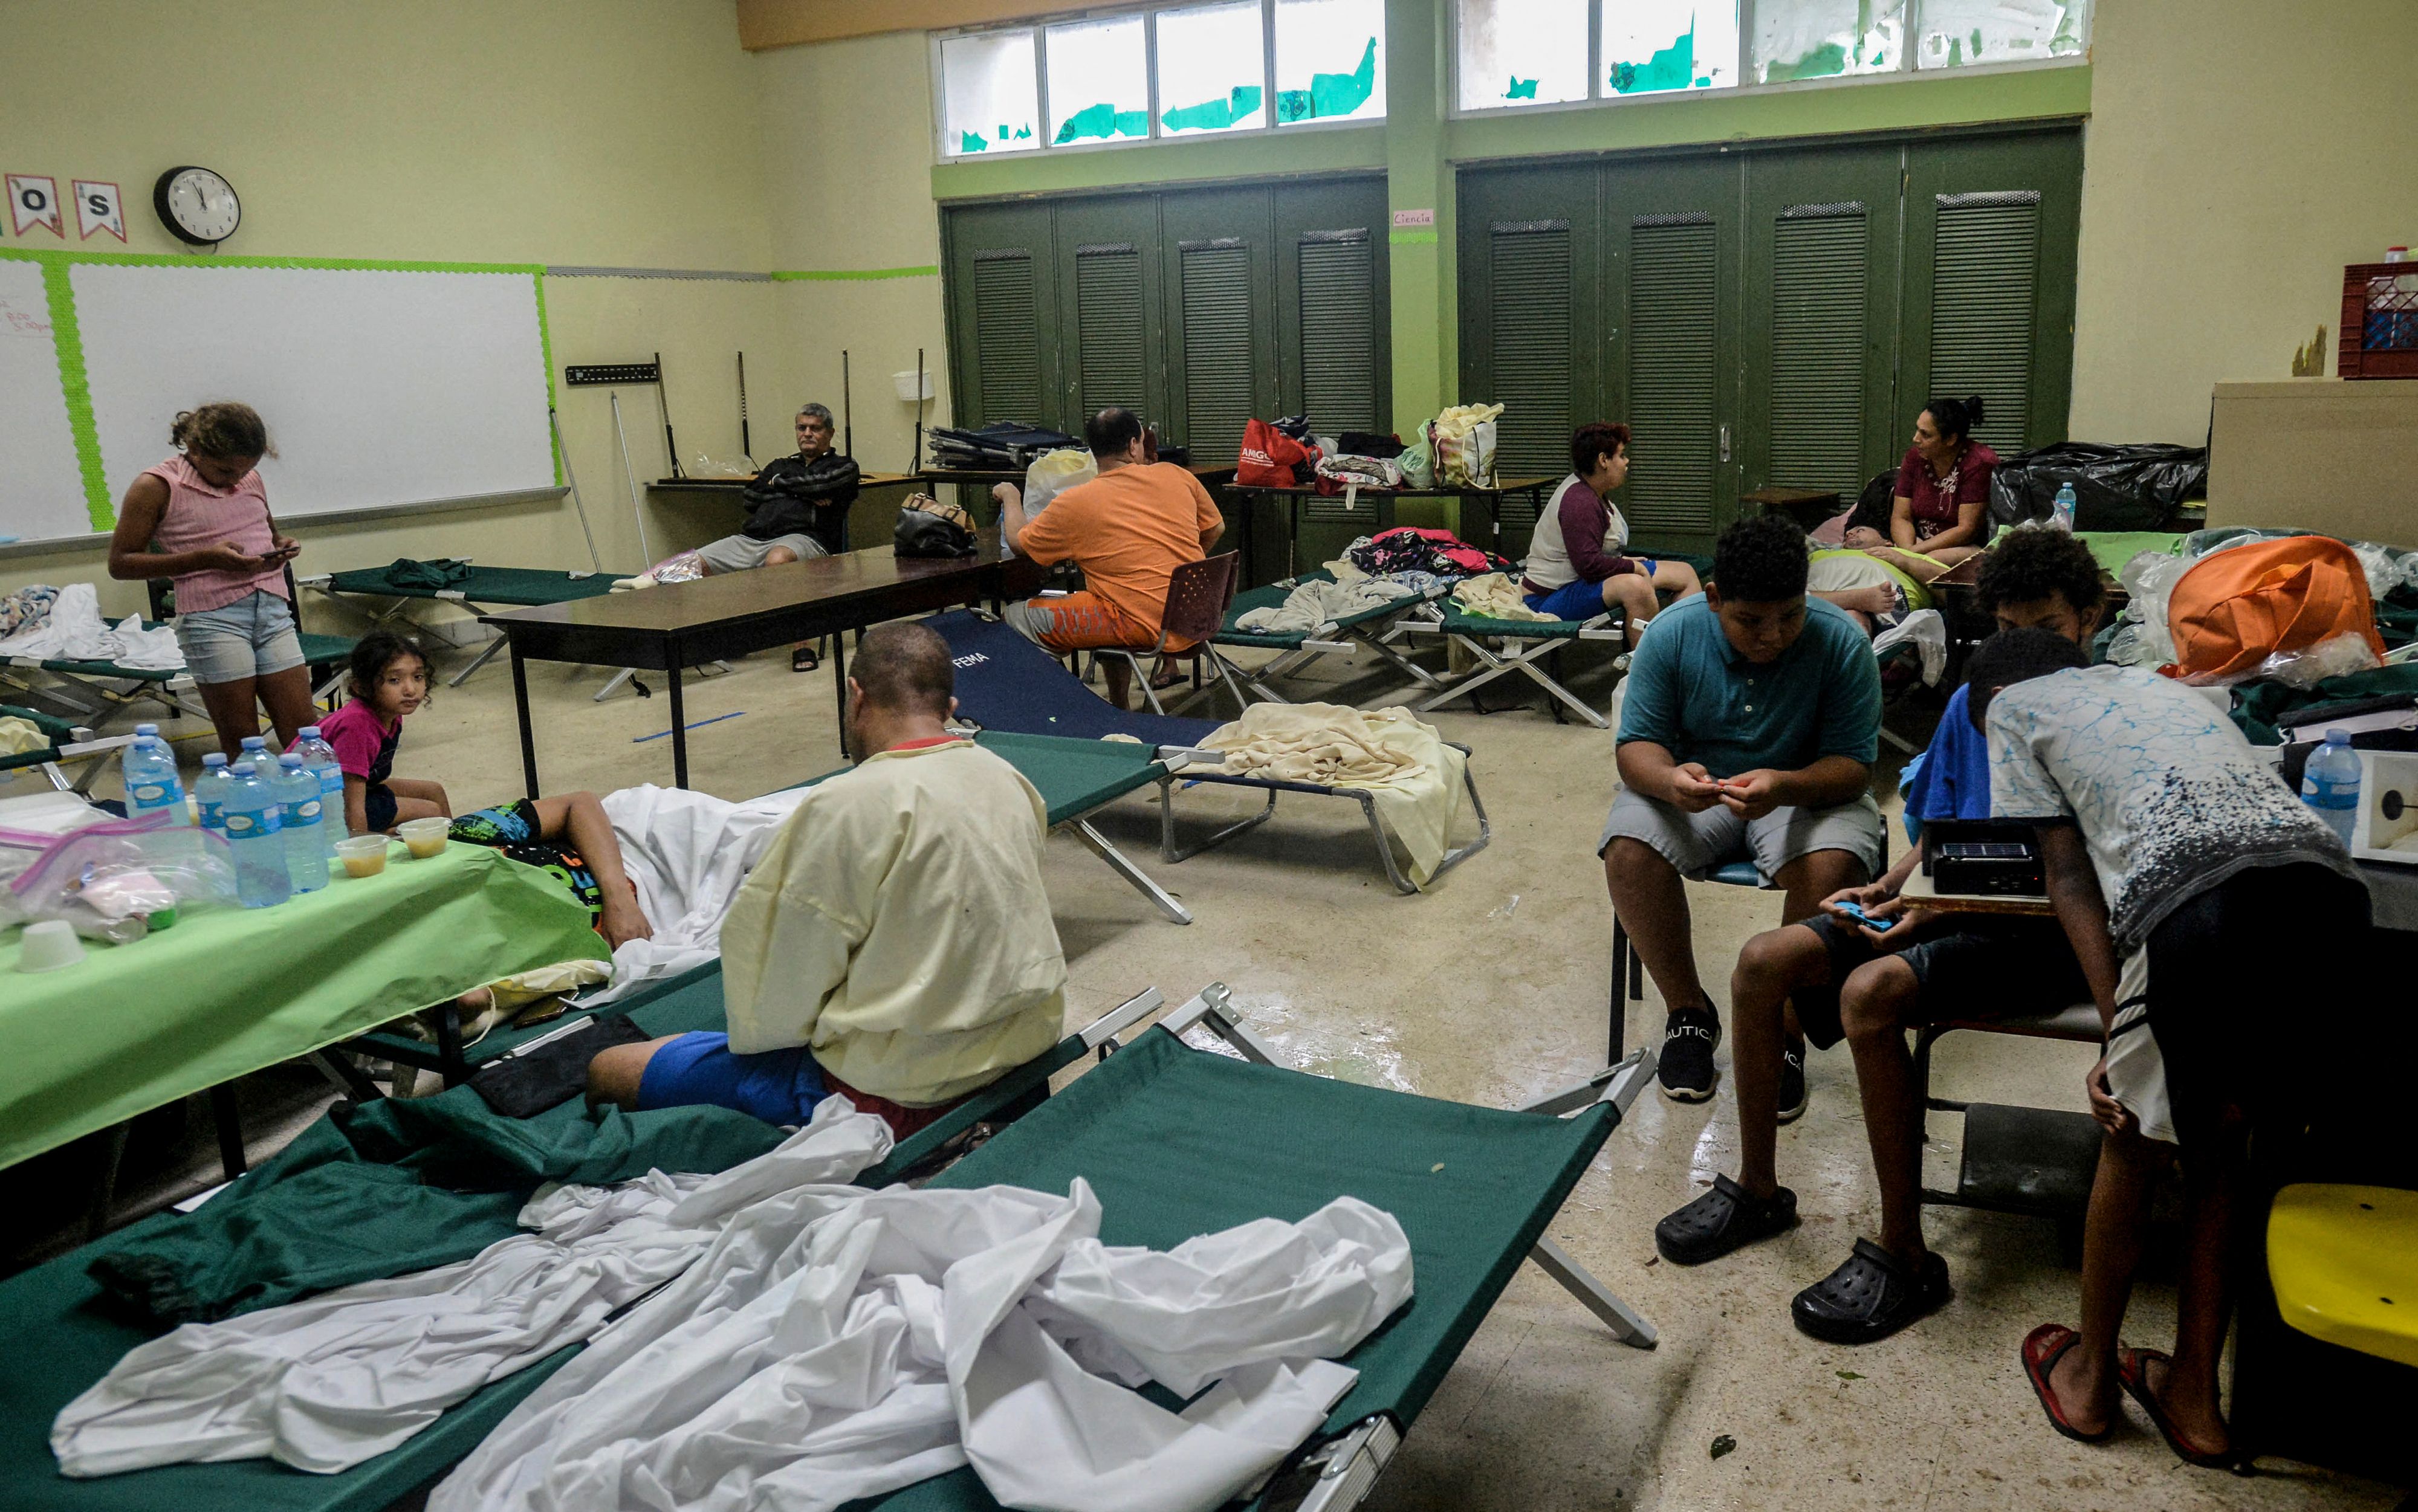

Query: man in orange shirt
left=993, top=407, right=1225, bottom=709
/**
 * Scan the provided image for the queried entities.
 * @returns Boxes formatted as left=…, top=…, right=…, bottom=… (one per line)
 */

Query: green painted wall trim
left=1445, top=62, right=2090, bottom=162
left=931, top=123, right=1386, bottom=201
left=1389, top=229, right=1439, bottom=244
left=770, top=266, right=939, bottom=280
left=1, top=248, right=559, bottom=522
left=37, top=259, right=109, bottom=530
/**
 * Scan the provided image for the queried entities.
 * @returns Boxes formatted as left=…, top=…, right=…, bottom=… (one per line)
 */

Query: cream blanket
left=1231, top=573, right=1414, bottom=637
left=1450, top=572, right=1556, bottom=623
left=1201, top=702, right=1468, bottom=886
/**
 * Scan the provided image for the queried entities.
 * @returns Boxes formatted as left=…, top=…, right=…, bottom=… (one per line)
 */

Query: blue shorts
left=635, top=1031, right=830, bottom=1126
left=173, top=589, right=305, bottom=683
left=1523, top=578, right=1610, bottom=622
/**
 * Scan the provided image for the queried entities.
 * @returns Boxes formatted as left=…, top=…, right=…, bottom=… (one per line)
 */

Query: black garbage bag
left=1988, top=442, right=2208, bottom=532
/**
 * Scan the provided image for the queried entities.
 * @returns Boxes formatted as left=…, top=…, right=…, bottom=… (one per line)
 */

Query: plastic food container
left=395, top=818, right=450, bottom=859
left=335, top=835, right=392, bottom=877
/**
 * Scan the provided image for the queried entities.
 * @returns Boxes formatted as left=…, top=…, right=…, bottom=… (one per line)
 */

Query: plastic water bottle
left=224, top=760, right=292, bottom=909
left=120, top=725, right=188, bottom=824
left=241, top=734, right=271, bottom=761
left=2051, top=483, right=2078, bottom=532
left=274, top=754, right=329, bottom=893
left=192, top=752, right=235, bottom=838
left=291, top=726, right=346, bottom=855
left=2301, top=729, right=2363, bottom=847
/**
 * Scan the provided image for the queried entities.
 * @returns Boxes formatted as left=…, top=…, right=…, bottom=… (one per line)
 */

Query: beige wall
left=2069, top=0, right=2418, bottom=443
left=0, top=0, right=791, bottom=623
left=754, top=30, right=953, bottom=481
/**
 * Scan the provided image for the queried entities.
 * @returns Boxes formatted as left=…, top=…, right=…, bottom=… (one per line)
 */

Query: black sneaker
left=1655, top=1174, right=1800, bottom=1265
left=1777, top=1036, right=1809, bottom=1125
left=1791, top=1238, right=1953, bottom=1345
left=1658, top=1006, right=1721, bottom=1102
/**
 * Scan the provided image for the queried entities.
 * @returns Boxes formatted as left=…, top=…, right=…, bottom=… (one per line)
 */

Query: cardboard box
left=2206, top=380, right=2418, bottom=547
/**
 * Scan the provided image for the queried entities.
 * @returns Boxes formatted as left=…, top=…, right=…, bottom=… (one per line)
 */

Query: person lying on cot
left=105, top=402, right=313, bottom=760
left=1651, top=535, right=2106, bottom=1344
left=696, top=401, right=860, bottom=671
left=588, top=621, right=1067, bottom=1139
left=1522, top=422, right=1701, bottom=648
left=1966, top=632, right=2366, bottom=1471
left=1603, top=515, right=1884, bottom=1107
left=993, top=405, right=1225, bottom=711
left=321, top=629, right=652, bottom=948
left=1804, top=546, right=1925, bottom=635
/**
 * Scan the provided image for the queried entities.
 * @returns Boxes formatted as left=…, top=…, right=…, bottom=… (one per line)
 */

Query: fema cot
left=1208, top=569, right=1447, bottom=706
left=0, top=705, right=131, bottom=795
left=347, top=735, right=1191, bottom=1091
left=302, top=564, right=671, bottom=700
left=1, top=623, right=357, bottom=728
left=1402, top=599, right=1626, bottom=728
left=0, top=979, right=1659, bottom=1512
left=929, top=608, right=1491, bottom=894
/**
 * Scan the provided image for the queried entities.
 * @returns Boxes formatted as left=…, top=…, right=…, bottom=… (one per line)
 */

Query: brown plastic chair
left=1092, top=552, right=1241, bottom=715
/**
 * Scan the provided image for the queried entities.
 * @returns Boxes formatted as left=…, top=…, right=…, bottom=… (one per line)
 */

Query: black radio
left=1922, top=819, right=2046, bottom=897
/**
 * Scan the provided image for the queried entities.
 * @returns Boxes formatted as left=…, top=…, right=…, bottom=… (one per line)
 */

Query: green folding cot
left=1404, top=601, right=1626, bottom=728
left=0, top=705, right=132, bottom=795
left=1, top=625, right=357, bottom=729
left=1209, top=569, right=1446, bottom=706
left=305, top=565, right=630, bottom=694
left=0, top=983, right=1655, bottom=1512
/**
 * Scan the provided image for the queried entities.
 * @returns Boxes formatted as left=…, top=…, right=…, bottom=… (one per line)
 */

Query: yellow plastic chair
left=2267, top=1183, right=2418, bottom=1369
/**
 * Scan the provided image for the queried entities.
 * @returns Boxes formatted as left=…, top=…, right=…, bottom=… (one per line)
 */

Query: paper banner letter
left=73, top=180, right=126, bottom=242
left=8, top=174, right=63, bottom=237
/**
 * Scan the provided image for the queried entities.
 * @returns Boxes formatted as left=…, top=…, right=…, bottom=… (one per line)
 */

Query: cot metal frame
left=1210, top=584, right=1451, bottom=708
left=1148, top=742, right=1491, bottom=896
left=1399, top=606, right=1627, bottom=728
left=1150, top=981, right=1662, bottom=1360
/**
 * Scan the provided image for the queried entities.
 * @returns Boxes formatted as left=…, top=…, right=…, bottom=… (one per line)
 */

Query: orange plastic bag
left=2159, top=535, right=2384, bottom=682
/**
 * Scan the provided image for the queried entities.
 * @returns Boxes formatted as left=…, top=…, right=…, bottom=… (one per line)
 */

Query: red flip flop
left=2022, top=1323, right=2114, bottom=1444
left=2118, top=1348, right=2251, bottom=1473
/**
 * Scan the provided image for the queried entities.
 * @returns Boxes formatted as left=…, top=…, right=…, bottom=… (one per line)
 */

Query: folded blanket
left=1451, top=571, right=1557, bottom=622
left=386, top=557, right=476, bottom=591
left=1231, top=573, right=1413, bottom=637
left=1202, top=702, right=1469, bottom=885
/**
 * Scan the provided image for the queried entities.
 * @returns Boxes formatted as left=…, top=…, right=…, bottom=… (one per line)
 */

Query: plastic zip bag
left=4, top=813, right=238, bottom=943
left=1022, top=448, right=1097, bottom=512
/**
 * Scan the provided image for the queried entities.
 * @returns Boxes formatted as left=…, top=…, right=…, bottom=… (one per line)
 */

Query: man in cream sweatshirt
left=588, top=622, right=1067, bottom=1136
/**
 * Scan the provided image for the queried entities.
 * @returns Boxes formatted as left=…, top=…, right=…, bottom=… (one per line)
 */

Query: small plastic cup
left=18, top=919, right=86, bottom=973
left=396, top=818, right=450, bottom=859
left=335, top=835, right=392, bottom=877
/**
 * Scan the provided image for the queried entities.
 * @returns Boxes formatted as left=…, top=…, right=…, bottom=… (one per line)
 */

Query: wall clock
left=154, top=166, right=241, bottom=247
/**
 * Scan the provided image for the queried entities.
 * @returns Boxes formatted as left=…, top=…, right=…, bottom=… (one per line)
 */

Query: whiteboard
left=71, top=262, right=554, bottom=535
left=0, top=259, right=88, bottom=544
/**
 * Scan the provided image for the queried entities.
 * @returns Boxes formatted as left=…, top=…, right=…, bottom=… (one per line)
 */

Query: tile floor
left=5, top=616, right=2397, bottom=1511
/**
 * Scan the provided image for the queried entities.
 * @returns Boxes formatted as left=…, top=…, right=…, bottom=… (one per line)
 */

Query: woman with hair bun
left=106, top=401, right=313, bottom=758
left=1844, top=395, right=1998, bottom=572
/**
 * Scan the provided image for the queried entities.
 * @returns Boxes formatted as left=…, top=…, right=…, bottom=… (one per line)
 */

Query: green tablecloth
left=0, top=843, right=603, bottom=1169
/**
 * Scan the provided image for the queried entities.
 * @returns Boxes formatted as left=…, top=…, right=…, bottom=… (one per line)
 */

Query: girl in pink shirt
left=106, top=402, right=311, bottom=758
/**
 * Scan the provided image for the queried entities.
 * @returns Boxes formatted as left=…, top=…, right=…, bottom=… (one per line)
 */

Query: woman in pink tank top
left=106, top=402, right=314, bottom=758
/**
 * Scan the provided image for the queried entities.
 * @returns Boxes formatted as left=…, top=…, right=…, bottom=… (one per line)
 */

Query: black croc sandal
left=792, top=642, right=821, bottom=673
left=1791, top=1238, right=1952, bottom=1345
left=1654, top=1175, right=1799, bottom=1265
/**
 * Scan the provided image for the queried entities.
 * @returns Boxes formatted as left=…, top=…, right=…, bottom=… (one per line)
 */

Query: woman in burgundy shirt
left=1844, top=395, right=1997, bottom=573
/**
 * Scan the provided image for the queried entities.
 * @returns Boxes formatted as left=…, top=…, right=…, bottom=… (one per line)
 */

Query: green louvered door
left=1162, top=188, right=1277, bottom=469
left=1740, top=144, right=1904, bottom=508
left=1605, top=159, right=1740, bottom=557
left=1458, top=164, right=1598, bottom=557
left=1275, top=178, right=1392, bottom=537
left=1052, top=196, right=1162, bottom=433
left=942, top=202, right=1060, bottom=432
left=1902, top=129, right=2082, bottom=456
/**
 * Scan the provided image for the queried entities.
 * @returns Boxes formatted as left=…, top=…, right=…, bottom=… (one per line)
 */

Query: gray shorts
left=173, top=589, right=305, bottom=683
left=1597, top=784, right=1885, bottom=885
left=695, top=532, right=828, bottom=574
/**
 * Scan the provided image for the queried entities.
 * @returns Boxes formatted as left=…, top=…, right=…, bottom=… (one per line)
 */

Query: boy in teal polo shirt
left=1602, top=516, right=1884, bottom=1106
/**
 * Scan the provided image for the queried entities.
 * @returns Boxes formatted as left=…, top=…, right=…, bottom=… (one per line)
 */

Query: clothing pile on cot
left=0, top=584, right=184, bottom=671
